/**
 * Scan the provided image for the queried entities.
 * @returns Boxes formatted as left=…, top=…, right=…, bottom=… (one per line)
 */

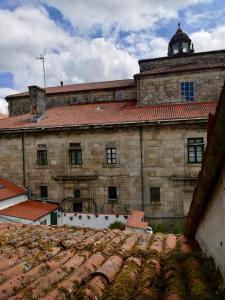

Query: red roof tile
left=135, top=62, right=225, bottom=77
left=0, top=177, right=26, bottom=201
left=6, top=79, right=136, bottom=99
left=0, top=114, right=7, bottom=119
left=0, top=200, right=58, bottom=221
left=126, top=210, right=148, bottom=230
left=0, top=101, right=217, bottom=131
left=0, top=224, right=222, bottom=299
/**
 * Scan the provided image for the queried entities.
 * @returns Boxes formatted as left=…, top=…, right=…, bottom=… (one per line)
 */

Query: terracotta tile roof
left=0, top=223, right=222, bottom=299
left=135, top=62, right=225, bottom=77
left=126, top=210, right=148, bottom=229
left=0, top=177, right=26, bottom=201
left=6, top=79, right=136, bottom=99
left=0, top=114, right=7, bottom=119
left=0, top=200, right=58, bottom=221
left=0, top=101, right=217, bottom=131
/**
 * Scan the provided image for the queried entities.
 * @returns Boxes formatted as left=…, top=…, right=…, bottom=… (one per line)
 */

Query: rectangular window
left=108, top=186, right=117, bottom=201
left=69, top=143, right=82, bottom=165
left=180, top=81, right=195, bottom=101
left=150, top=187, right=160, bottom=203
left=40, top=186, right=48, bottom=198
left=188, top=138, right=204, bottom=163
left=37, top=144, right=47, bottom=165
left=106, top=148, right=117, bottom=164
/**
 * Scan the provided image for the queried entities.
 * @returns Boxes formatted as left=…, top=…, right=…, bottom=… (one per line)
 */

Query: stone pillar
left=29, top=85, right=46, bottom=119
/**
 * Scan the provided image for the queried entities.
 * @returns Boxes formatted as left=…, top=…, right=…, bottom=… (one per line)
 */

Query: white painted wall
left=57, top=212, right=129, bottom=229
left=196, top=163, right=225, bottom=281
left=0, top=211, right=54, bottom=225
left=0, top=194, right=27, bottom=210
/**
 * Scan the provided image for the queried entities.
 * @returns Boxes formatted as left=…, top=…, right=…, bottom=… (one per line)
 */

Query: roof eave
left=0, top=118, right=209, bottom=134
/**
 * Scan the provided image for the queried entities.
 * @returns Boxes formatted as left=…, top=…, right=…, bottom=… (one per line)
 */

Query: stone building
left=0, top=25, right=225, bottom=224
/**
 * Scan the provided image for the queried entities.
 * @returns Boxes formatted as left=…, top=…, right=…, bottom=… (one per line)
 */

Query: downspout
left=139, top=126, right=145, bottom=211
left=21, top=133, right=26, bottom=187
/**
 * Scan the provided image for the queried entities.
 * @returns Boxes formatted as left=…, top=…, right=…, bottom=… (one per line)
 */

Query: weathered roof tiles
left=0, top=223, right=223, bottom=300
left=0, top=100, right=217, bottom=131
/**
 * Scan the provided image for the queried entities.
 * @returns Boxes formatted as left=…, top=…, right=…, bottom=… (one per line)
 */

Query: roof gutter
left=0, top=118, right=208, bottom=134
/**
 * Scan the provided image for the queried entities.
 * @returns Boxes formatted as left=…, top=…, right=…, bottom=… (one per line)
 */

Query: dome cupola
left=168, top=23, right=194, bottom=56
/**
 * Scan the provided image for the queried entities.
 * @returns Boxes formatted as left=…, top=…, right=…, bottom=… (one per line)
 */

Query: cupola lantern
left=168, top=23, right=194, bottom=56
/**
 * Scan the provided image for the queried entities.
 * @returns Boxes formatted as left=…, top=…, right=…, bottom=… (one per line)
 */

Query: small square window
left=180, top=81, right=195, bottom=101
left=106, top=148, right=117, bottom=164
left=108, top=186, right=117, bottom=201
left=40, top=219, right=47, bottom=225
left=40, top=186, right=48, bottom=198
left=150, top=187, right=160, bottom=203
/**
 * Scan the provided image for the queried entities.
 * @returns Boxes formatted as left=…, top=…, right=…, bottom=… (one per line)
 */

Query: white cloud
left=191, top=25, right=225, bottom=52
left=0, top=5, right=138, bottom=93
left=44, top=0, right=209, bottom=33
left=0, top=88, right=19, bottom=114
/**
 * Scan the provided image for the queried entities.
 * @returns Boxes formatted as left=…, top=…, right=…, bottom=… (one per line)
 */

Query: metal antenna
left=35, top=55, right=46, bottom=89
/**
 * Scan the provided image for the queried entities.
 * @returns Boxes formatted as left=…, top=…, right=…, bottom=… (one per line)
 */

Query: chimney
left=60, top=80, right=63, bottom=87
left=29, top=85, right=46, bottom=121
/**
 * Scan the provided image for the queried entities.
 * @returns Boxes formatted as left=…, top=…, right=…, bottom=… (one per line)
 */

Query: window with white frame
left=106, top=148, right=117, bottom=164
left=187, top=138, right=204, bottom=163
left=180, top=81, right=195, bottom=101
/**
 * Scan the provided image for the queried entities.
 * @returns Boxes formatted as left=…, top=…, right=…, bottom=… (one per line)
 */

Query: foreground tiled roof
left=135, top=62, right=225, bottom=77
left=0, top=114, right=7, bottom=119
left=0, top=101, right=217, bottom=131
left=0, top=200, right=58, bottom=221
left=0, top=177, right=26, bottom=201
left=6, top=79, right=136, bottom=99
left=126, top=210, right=148, bottom=229
left=0, top=223, right=222, bottom=299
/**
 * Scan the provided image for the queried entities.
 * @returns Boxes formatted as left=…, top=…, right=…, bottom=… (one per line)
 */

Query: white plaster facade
left=0, top=194, right=27, bottom=210
left=196, top=163, right=225, bottom=281
left=0, top=211, right=55, bottom=225
left=57, top=212, right=128, bottom=229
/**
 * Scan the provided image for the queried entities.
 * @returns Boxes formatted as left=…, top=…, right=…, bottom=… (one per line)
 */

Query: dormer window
left=182, top=42, right=188, bottom=53
left=173, top=43, right=179, bottom=54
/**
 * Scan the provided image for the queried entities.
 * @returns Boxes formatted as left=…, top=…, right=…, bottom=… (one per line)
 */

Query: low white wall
left=196, top=163, right=225, bottom=281
left=57, top=212, right=129, bottom=229
left=0, top=212, right=52, bottom=225
left=0, top=194, right=27, bottom=210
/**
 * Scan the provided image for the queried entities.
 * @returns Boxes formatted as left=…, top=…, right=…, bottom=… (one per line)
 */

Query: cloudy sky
left=0, top=0, right=225, bottom=114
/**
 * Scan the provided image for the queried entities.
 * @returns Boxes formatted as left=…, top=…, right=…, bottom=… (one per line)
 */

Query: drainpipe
left=21, top=133, right=26, bottom=187
left=139, top=127, right=145, bottom=211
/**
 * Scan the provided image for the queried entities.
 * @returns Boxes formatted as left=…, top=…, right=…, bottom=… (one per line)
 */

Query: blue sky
left=0, top=0, right=225, bottom=113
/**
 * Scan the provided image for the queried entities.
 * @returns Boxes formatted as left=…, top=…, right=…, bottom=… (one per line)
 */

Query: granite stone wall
left=137, top=70, right=225, bottom=106
left=7, top=86, right=137, bottom=116
left=139, top=50, right=225, bottom=72
left=0, top=123, right=207, bottom=220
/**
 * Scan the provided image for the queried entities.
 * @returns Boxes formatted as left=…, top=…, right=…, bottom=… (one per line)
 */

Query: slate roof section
left=135, top=62, right=225, bottom=77
left=6, top=79, right=136, bottom=99
left=0, top=200, right=58, bottom=221
left=0, top=177, right=26, bottom=201
left=0, top=223, right=222, bottom=299
left=0, top=101, right=217, bottom=132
